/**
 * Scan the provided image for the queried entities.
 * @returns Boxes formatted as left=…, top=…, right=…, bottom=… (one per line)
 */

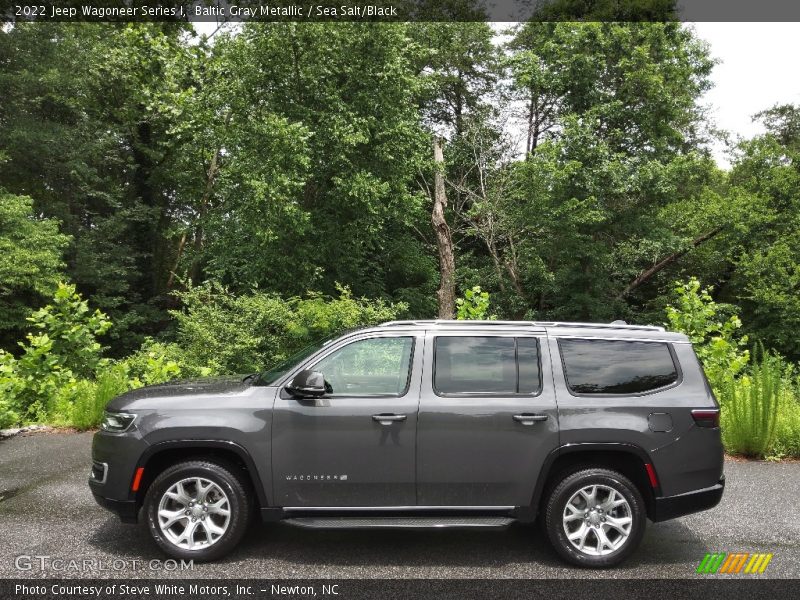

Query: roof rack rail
left=379, top=320, right=665, bottom=332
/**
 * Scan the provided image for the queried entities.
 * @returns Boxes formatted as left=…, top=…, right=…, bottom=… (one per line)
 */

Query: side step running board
left=283, top=516, right=515, bottom=530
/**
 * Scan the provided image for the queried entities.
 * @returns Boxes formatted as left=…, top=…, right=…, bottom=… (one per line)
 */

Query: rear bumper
left=652, top=475, right=724, bottom=522
left=92, top=493, right=139, bottom=524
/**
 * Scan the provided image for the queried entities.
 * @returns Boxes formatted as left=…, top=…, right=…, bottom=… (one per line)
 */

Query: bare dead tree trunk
left=432, top=138, right=456, bottom=319
left=616, top=227, right=724, bottom=300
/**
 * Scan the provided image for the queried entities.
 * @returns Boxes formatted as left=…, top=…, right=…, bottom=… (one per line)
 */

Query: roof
left=373, top=319, right=687, bottom=342
left=380, top=319, right=664, bottom=332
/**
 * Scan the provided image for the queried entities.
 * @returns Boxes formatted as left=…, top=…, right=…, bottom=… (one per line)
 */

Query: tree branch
left=616, top=226, right=724, bottom=300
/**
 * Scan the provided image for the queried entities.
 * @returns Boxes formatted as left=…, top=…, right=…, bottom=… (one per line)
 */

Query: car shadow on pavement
left=88, top=517, right=154, bottom=558
left=86, top=515, right=710, bottom=574
left=227, top=519, right=709, bottom=572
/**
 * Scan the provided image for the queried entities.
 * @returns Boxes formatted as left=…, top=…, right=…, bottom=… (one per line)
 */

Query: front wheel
left=543, top=468, right=646, bottom=568
left=144, top=459, right=252, bottom=561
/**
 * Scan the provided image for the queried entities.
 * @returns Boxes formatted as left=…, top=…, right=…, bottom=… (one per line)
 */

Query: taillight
left=692, top=409, right=720, bottom=428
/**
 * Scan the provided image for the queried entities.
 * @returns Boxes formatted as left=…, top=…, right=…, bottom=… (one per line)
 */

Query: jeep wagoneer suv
left=89, top=320, right=724, bottom=568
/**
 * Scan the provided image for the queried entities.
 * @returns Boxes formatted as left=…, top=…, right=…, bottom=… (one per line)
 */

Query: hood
left=106, top=374, right=255, bottom=411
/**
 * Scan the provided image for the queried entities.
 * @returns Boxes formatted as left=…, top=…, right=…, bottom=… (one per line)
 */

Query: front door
left=416, top=331, right=559, bottom=506
left=271, top=333, right=421, bottom=507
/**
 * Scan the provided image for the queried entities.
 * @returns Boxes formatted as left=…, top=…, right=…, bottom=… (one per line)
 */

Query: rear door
left=416, top=330, right=559, bottom=506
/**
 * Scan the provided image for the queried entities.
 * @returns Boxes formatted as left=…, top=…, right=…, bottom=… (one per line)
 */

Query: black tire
left=143, top=459, right=252, bottom=562
left=543, top=468, right=646, bottom=568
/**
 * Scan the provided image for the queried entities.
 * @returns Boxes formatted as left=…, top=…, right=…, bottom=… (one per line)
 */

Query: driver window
left=312, top=336, right=414, bottom=396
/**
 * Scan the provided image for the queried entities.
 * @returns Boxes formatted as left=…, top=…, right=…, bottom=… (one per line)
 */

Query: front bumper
left=91, top=493, right=139, bottom=523
left=88, top=429, right=149, bottom=523
left=652, top=475, right=725, bottom=522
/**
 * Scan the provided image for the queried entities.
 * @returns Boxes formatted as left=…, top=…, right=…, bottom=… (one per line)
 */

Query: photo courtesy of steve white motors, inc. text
left=15, top=3, right=400, bottom=19
left=14, top=583, right=341, bottom=597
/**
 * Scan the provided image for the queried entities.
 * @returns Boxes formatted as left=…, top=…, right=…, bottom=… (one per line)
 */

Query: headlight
left=101, top=411, right=136, bottom=433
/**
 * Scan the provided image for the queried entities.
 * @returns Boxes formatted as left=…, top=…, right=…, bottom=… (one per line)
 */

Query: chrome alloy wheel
left=157, top=477, right=231, bottom=550
left=562, top=484, right=633, bottom=556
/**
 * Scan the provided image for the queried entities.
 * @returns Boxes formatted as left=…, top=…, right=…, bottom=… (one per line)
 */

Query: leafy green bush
left=0, top=189, right=71, bottom=350
left=49, top=364, right=131, bottom=430
left=665, top=277, right=750, bottom=391
left=116, top=339, right=187, bottom=386
left=456, top=286, right=496, bottom=320
left=0, top=283, right=111, bottom=422
left=721, top=349, right=784, bottom=458
left=0, top=395, right=19, bottom=429
left=773, top=398, right=800, bottom=458
left=169, top=282, right=407, bottom=375
left=26, top=283, right=112, bottom=378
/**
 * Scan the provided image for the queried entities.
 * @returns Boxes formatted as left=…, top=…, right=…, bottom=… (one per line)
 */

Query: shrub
left=1, top=333, right=76, bottom=422
left=84, top=364, right=130, bottom=427
left=25, top=282, right=111, bottom=378
left=49, top=364, right=131, bottom=430
left=456, top=286, right=496, bottom=320
left=117, top=339, right=188, bottom=386
left=665, top=277, right=749, bottom=391
left=0, top=350, right=23, bottom=427
left=721, top=348, right=784, bottom=458
left=0, top=283, right=111, bottom=424
left=771, top=377, right=800, bottom=458
left=169, top=282, right=407, bottom=375
left=0, top=396, right=19, bottom=429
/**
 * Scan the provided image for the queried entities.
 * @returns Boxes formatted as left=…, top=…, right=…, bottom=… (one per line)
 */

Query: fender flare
left=136, top=439, right=269, bottom=507
left=525, top=442, right=657, bottom=519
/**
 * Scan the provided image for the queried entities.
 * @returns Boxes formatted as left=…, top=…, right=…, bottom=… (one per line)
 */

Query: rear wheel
left=543, top=468, right=645, bottom=568
left=144, top=459, right=251, bottom=561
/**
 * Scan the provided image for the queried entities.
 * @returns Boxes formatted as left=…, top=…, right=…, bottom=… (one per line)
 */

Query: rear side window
left=434, top=336, right=541, bottom=395
left=559, top=339, right=678, bottom=395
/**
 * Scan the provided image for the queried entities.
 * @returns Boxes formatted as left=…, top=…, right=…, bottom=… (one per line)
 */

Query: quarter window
left=434, top=336, right=542, bottom=395
left=312, top=336, right=414, bottom=396
left=559, top=339, right=678, bottom=395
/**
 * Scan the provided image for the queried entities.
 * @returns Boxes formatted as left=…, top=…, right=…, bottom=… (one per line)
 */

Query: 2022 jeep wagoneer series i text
left=89, top=320, right=724, bottom=568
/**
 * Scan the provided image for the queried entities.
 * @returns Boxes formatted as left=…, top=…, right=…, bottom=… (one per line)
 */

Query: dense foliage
left=0, top=21, right=799, bottom=456
left=664, top=282, right=799, bottom=459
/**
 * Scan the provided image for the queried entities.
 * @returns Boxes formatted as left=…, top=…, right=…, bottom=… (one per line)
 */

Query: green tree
left=0, top=283, right=111, bottom=421
left=456, top=286, right=495, bottom=320
left=468, top=23, right=722, bottom=321
left=0, top=23, right=196, bottom=353
left=0, top=189, right=70, bottom=348
left=410, top=22, right=498, bottom=137
left=168, top=282, right=407, bottom=375
left=725, top=105, right=800, bottom=358
left=213, top=23, right=433, bottom=314
left=665, top=277, right=749, bottom=390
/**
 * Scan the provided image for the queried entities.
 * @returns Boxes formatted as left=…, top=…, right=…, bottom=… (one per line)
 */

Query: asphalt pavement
left=1, top=431, right=798, bottom=579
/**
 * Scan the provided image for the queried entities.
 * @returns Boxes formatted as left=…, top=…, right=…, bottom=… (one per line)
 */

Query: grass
left=718, top=347, right=800, bottom=459
left=48, top=364, right=131, bottom=430
left=720, top=351, right=783, bottom=457
left=771, top=391, right=800, bottom=459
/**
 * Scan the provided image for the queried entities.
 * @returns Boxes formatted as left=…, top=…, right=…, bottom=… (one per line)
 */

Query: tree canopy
left=1, top=21, right=799, bottom=360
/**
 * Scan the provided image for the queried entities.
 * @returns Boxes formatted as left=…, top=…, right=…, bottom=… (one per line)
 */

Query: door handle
left=372, top=413, right=407, bottom=425
left=513, top=414, right=548, bottom=425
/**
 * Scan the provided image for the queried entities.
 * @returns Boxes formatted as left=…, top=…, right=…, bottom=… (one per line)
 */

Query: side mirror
left=286, top=370, right=327, bottom=398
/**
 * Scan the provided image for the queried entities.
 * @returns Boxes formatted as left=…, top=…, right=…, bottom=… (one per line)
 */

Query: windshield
left=257, top=334, right=339, bottom=385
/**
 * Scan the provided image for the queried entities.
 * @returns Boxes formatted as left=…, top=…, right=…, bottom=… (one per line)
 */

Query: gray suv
left=89, top=320, right=724, bottom=568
